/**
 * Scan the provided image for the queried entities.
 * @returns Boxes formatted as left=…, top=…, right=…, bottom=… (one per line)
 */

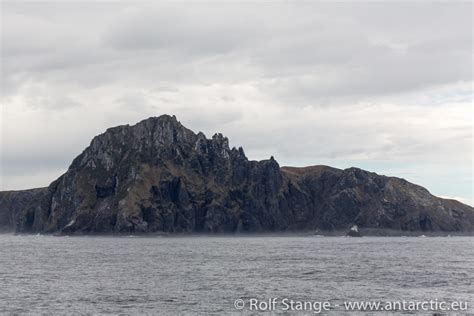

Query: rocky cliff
left=0, top=188, right=48, bottom=232
left=1, top=115, right=473, bottom=234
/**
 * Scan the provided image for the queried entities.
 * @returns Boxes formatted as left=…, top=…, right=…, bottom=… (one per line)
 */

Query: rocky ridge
left=1, top=115, right=472, bottom=234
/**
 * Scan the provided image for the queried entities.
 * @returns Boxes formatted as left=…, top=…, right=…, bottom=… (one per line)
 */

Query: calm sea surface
left=0, top=235, right=473, bottom=315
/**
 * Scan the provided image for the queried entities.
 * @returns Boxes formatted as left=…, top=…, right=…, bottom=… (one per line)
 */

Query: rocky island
left=1, top=115, right=473, bottom=235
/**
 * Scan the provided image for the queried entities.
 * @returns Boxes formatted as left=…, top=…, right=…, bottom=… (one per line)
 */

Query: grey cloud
left=3, top=3, right=471, bottom=102
left=99, top=3, right=472, bottom=103
left=102, top=5, right=262, bottom=55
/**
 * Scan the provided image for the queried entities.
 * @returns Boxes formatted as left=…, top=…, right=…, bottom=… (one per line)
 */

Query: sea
left=0, top=235, right=473, bottom=315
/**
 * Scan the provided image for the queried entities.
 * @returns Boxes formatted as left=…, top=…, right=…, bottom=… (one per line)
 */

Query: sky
left=0, top=2, right=472, bottom=205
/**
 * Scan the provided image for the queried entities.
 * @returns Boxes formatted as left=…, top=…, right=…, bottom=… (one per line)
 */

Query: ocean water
left=0, top=235, right=472, bottom=315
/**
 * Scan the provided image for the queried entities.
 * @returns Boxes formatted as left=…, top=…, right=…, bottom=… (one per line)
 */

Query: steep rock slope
left=0, top=188, right=48, bottom=232
left=281, top=166, right=473, bottom=231
left=1, top=115, right=472, bottom=234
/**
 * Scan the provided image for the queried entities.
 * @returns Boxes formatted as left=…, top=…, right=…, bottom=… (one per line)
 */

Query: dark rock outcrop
left=0, top=188, right=48, bottom=232
left=1, top=115, right=473, bottom=234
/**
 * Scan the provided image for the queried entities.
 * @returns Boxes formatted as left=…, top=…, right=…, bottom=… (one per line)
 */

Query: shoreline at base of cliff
left=6, top=228, right=474, bottom=237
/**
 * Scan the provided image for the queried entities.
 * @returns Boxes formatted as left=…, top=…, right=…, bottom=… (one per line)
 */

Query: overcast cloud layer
left=1, top=2, right=472, bottom=205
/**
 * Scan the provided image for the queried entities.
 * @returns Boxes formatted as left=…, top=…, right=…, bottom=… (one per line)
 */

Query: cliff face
left=281, top=166, right=473, bottom=232
left=1, top=115, right=473, bottom=234
left=0, top=188, right=48, bottom=232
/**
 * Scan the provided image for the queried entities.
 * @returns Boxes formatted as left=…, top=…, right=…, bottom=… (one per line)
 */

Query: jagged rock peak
left=71, top=115, right=198, bottom=170
left=134, top=114, right=185, bottom=130
left=2, top=114, right=472, bottom=235
left=71, top=115, right=249, bottom=171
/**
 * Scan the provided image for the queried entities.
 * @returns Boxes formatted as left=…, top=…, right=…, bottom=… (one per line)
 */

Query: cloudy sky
left=1, top=2, right=472, bottom=205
